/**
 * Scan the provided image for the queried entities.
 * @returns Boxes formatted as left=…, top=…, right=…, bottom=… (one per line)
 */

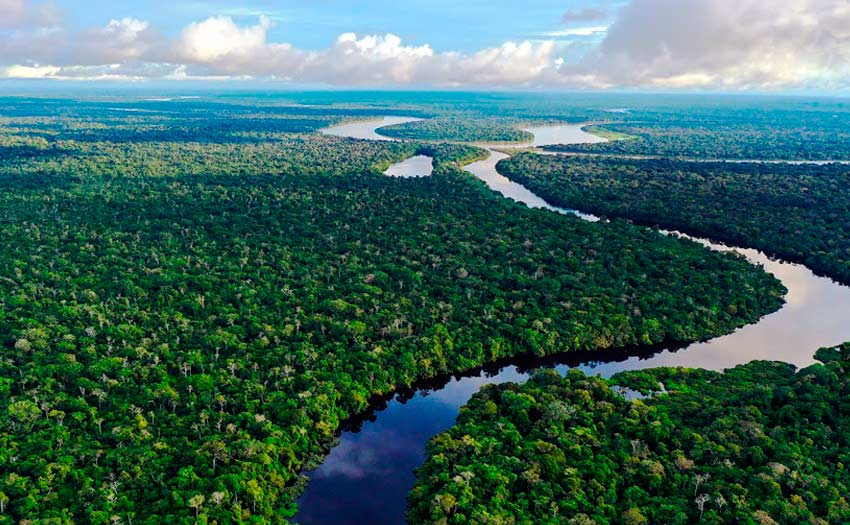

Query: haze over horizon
left=1, top=0, right=849, bottom=93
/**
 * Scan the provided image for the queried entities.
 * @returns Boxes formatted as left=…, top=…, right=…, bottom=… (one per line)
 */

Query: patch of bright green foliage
left=581, top=125, right=638, bottom=142
left=410, top=344, right=850, bottom=525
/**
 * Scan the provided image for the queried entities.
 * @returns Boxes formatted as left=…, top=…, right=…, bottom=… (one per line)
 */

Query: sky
left=1, top=0, right=849, bottom=91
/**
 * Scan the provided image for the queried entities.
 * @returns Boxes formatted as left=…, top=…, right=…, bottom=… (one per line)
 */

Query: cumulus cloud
left=442, top=41, right=556, bottom=86
left=565, top=0, right=850, bottom=89
left=1, top=1, right=850, bottom=90
left=161, top=17, right=555, bottom=87
left=76, top=18, right=161, bottom=64
left=318, top=33, right=434, bottom=84
left=0, top=15, right=161, bottom=69
left=310, top=35, right=553, bottom=86
left=178, top=15, right=272, bottom=62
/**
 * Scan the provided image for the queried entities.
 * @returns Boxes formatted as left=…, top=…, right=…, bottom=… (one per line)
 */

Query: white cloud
left=0, top=15, right=160, bottom=68
left=178, top=15, right=272, bottom=62
left=303, top=35, right=555, bottom=87
left=564, top=0, right=850, bottom=89
left=314, top=33, right=434, bottom=84
left=445, top=41, right=556, bottom=85
left=543, top=26, right=609, bottom=38
left=77, top=18, right=160, bottom=64
left=163, top=17, right=556, bottom=87
left=1, top=63, right=59, bottom=78
left=2, top=1, right=850, bottom=90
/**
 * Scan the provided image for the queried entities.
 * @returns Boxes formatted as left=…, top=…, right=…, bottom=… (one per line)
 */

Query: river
left=298, top=118, right=850, bottom=525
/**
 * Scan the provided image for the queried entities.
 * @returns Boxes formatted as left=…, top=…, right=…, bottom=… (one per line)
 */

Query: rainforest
left=0, top=90, right=848, bottom=525
left=409, top=345, right=850, bottom=525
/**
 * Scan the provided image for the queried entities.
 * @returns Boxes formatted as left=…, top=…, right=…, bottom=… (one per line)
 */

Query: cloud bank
left=1, top=0, right=849, bottom=90
left=577, top=0, right=850, bottom=89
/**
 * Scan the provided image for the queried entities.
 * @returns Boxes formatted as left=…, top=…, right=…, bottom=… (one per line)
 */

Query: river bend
left=297, top=118, right=850, bottom=525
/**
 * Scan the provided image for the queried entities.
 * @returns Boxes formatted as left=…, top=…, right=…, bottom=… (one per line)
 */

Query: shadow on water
left=295, top=336, right=696, bottom=525
left=339, top=338, right=689, bottom=434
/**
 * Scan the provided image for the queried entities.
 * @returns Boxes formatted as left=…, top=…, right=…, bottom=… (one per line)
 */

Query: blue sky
left=56, top=0, right=609, bottom=52
left=1, top=0, right=848, bottom=91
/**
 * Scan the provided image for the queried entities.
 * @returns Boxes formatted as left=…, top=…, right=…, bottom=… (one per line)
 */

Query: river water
left=298, top=118, right=850, bottom=525
left=321, top=116, right=422, bottom=142
left=384, top=155, right=434, bottom=178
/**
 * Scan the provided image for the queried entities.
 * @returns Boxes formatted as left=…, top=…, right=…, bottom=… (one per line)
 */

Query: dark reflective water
left=297, top=118, right=850, bottom=525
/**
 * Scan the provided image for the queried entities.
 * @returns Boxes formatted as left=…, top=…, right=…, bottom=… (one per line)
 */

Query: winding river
left=297, top=118, right=850, bottom=525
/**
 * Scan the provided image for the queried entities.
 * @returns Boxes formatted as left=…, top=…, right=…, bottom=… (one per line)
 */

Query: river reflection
left=295, top=345, right=669, bottom=525
left=296, top=395, right=460, bottom=525
left=297, top=117, right=850, bottom=525
left=384, top=155, right=433, bottom=178
left=524, top=123, right=608, bottom=147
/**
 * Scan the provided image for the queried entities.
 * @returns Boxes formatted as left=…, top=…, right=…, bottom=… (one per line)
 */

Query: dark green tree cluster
left=410, top=344, right=850, bottom=525
left=0, top=102, right=785, bottom=523
left=0, top=132, right=418, bottom=179
left=498, top=153, right=850, bottom=285
left=377, top=118, right=534, bottom=143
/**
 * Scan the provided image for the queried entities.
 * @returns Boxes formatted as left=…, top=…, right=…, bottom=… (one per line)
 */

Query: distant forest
left=0, top=94, right=790, bottom=523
